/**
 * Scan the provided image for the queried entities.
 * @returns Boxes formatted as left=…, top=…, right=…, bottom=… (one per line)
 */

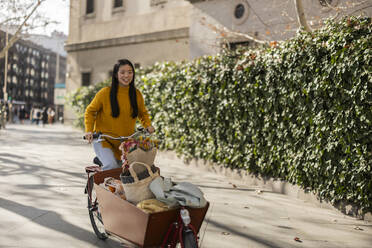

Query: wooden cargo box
left=93, top=168, right=209, bottom=247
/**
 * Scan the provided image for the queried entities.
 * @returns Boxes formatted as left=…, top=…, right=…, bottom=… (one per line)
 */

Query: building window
left=232, top=0, right=249, bottom=25
left=234, top=4, right=245, bottom=19
left=82, top=72, right=91, bottom=86
left=112, top=0, right=125, bottom=13
left=114, top=0, right=123, bottom=8
left=86, top=0, right=94, bottom=14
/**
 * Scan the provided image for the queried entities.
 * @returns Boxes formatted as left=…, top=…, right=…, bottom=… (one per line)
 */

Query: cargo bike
left=84, top=129, right=209, bottom=247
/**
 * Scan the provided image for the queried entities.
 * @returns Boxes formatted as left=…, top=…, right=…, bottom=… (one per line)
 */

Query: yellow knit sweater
left=84, top=86, right=151, bottom=160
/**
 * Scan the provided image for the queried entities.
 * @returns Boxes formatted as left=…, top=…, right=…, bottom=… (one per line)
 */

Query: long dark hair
left=110, top=59, right=138, bottom=118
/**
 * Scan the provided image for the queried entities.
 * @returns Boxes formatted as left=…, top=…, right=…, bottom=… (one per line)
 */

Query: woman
left=18, top=105, right=26, bottom=124
left=47, top=107, right=55, bottom=124
left=41, top=107, right=48, bottom=127
left=84, top=59, right=155, bottom=170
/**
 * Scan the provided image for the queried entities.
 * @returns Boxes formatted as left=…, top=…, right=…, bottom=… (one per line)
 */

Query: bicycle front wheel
left=182, top=228, right=198, bottom=248
left=87, top=176, right=108, bottom=240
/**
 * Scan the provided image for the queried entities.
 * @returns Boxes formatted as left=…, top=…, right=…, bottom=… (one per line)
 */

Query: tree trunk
left=294, top=0, right=312, bottom=32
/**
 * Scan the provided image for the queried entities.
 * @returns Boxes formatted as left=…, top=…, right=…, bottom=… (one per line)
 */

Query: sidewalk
left=0, top=123, right=371, bottom=248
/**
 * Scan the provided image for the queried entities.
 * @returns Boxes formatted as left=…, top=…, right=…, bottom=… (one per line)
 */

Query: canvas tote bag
left=122, top=162, right=159, bottom=204
left=126, top=147, right=157, bottom=167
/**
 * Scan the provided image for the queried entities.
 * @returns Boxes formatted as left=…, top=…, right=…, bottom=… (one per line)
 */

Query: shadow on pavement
left=206, top=218, right=286, bottom=248
left=0, top=155, right=85, bottom=179
left=0, top=153, right=26, bottom=159
left=0, top=126, right=84, bottom=147
left=0, top=197, right=122, bottom=247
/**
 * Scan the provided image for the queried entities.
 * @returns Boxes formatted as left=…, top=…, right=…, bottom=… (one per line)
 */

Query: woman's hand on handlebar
left=85, top=132, right=93, bottom=143
left=83, top=127, right=153, bottom=143
left=146, top=126, right=155, bottom=134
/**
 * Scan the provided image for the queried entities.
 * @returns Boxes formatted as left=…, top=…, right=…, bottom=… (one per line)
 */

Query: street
left=0, top=123, right=371, bottom=248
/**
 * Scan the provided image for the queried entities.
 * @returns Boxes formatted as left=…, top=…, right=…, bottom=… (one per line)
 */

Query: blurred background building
left=27, top=31, right=67, bottom=123
left=0, top=29, right=67, bottom=123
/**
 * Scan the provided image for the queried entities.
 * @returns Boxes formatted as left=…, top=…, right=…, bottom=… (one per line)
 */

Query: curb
left=159, top=150, right=372, bottom=222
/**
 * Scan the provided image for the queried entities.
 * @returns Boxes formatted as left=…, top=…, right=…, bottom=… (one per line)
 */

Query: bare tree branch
left=326, top=0, right=370, bottom=11
left=199, top=18, right=270, bottom=44
left=223, top=28, right=270, bottom=44
left=0, top=0, right=43, bottom=59
left=1, top=16, right=24, bottom=26
left=281, top=10, right=296, bottom=22
left=195, top=0, right=369, bottom=48
left=349, top=3, right=372, bottom=15
left=246, top=0, right=270, bottom=28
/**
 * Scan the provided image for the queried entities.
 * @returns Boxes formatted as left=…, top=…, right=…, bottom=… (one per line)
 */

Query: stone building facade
left=187, top=0, right=372, bottom=58
left=64, top=0, right=192, bottom=123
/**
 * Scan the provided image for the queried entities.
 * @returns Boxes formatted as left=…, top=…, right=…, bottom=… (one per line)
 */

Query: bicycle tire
left=182, top=229, right=198, bottom=248
left=87, top=177, right=108, bottom=240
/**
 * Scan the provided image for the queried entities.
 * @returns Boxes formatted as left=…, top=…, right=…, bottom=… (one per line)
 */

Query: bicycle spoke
left=87, top=177, right=107, bottom=240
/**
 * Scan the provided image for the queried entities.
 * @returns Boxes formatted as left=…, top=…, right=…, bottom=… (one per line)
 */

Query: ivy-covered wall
left=68, top=17, right=372, bottom=212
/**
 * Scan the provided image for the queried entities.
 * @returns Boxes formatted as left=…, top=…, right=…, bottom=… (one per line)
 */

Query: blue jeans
left=93, top=141, right=121, bottom=170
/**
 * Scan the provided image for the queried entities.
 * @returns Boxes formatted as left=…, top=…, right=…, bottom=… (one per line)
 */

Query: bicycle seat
left=93, top=157, right=103, bottom=167
left=84, top=157, right=103, bottom=173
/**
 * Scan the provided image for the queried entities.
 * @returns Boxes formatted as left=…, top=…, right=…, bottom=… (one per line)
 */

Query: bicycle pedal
left=89, top=206, right=98, bottom=211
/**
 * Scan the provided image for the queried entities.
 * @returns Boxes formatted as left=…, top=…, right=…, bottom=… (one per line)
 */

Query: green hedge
left=68, top=16, right=372, bottom=212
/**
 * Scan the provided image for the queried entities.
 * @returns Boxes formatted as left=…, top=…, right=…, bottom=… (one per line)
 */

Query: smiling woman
left=84, top=59, right=155, bottom=171
left=117, top=64, right=134, bottom=87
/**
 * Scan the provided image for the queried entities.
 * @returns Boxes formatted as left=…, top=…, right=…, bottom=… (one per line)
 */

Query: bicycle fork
left=161, top=208, right=199, bottom=248
left=85, top=172, right=97, bottom=212
left=179, top=208, right=198, bottom=248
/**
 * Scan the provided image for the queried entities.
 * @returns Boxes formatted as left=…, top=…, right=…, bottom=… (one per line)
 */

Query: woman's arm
left=84, top=89, right=104, bottom=134
left=136, top=90, right=153, bottom=132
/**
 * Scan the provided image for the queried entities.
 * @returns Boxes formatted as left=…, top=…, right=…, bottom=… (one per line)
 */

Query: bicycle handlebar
left=83, top=127, right=151, bottom=141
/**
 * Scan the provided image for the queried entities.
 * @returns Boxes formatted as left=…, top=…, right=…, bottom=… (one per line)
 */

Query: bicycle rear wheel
left=87, top=176, right=108, bottom=240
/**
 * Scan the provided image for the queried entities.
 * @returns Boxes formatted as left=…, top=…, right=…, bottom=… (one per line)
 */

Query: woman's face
left=117, top=64, right=134, bottom=87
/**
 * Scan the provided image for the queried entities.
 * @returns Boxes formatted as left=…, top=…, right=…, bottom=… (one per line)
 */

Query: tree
left=196, top=0, right=372, bottom=45
left=0, top=0, right=53, bottom=59
left=294, top=0, right=372, bottom=32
